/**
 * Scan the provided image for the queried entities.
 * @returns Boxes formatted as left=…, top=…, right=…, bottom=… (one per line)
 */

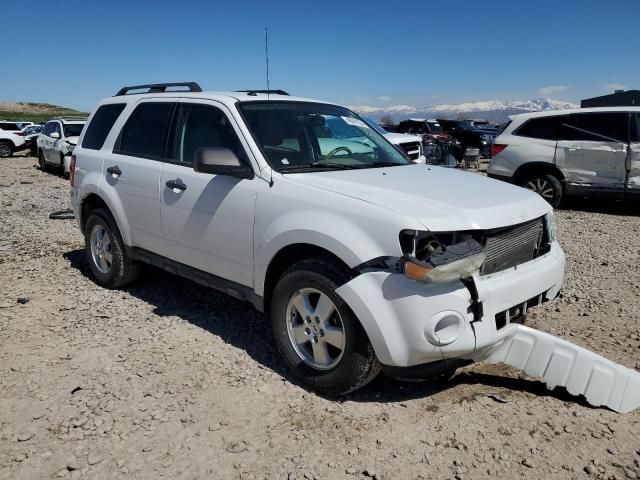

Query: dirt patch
left=1, top=156, right=639, bottom=479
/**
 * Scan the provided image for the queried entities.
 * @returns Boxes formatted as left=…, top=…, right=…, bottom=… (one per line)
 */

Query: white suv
left=37, top=117, right=87, bottom=177
left=68, top=83, right=639, bottom=411
left=0, top=130, right=27, bottom=157
left=488, top=107, right=640, bottom=207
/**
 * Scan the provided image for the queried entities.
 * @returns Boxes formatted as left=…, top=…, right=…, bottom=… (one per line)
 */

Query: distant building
left=581, top=90, right=640, bottom=108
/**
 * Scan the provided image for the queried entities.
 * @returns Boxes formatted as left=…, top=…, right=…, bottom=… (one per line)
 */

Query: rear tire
left=38, top=150, right=48, bottom=172
left=0, top=141, right=13, bottom=158
left=84, top=208, right=140, bottom=289
left=520, top=173, right=563, bottom=208
left=270, top=258, right=380, bottom=396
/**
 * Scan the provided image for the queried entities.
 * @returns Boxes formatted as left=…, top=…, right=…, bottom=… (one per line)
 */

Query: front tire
left=270, top=258, right=381, bottom=396
left=520, top=173, right=563, bottom=208
left=84, top=208, right=140, bottom=288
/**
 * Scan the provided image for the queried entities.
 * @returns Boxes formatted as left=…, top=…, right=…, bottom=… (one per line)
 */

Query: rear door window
left=115, top=102, right=175, bottom=159
left=82, top=104, right=126, bottom=150
left=560, top=113, right=629, bottom=143
left=515, top=116, right=564, bottom=140
left=632, top=113, right=640, bottom=142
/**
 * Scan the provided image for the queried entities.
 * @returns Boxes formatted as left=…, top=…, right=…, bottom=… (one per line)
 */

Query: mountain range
left=349, top=97, right=579, bottom=123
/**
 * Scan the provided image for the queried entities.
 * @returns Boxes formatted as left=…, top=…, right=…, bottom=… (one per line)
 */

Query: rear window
left=560, top=112, right=629, bottom=143
left=82, top=104, right=126, bottom=150
left=0, top=122, right=20, bottom=131
left=514, top=116, right=564, bottom=140
left=115, top=102, right=174, bottom=159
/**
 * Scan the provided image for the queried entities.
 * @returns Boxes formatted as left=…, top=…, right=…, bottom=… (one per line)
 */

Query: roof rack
left=114, top=82, right=203, bottom=96
left=236, top=89, right=289, bottom=96
left=50, top=115, right=89, bottom=121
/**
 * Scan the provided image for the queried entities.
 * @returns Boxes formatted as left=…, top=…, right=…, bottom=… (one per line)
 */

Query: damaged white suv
left=70, top=83, right=639, bottom=412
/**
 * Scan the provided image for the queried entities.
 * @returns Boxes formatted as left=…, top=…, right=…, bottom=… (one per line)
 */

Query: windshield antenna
left=265, top=27, right=274, bottom=187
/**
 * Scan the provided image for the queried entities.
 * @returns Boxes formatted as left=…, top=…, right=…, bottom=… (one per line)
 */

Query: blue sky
left=2, top=0, right=639, bottom=111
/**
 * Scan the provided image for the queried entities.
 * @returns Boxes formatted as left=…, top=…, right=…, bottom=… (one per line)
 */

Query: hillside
left=0, top=102, right=87, bottom=123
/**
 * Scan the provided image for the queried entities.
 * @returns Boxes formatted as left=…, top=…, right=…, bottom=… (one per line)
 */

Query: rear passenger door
left=556, top=112, right=628, bottom=194
left=627, top=113, right=640, bottom=198
left=108, top=99, right=175, bottom=254
left=159, top=99, right=257, bottom=288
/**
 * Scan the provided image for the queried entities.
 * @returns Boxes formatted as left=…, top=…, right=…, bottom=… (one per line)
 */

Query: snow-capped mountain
left=349, top=97, right=579, bottom=123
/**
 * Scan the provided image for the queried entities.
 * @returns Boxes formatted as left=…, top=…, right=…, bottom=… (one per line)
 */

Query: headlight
left=545, top=212, right=557, bottom=242
left=399, top=230, right=485, bottom=283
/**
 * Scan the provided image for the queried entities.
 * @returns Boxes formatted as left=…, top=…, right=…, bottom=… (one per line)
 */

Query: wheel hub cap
left=285, top=288, right=345, bottom=370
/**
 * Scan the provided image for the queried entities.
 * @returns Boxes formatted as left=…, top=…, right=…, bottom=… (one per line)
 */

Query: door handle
left=166, top=179, right=187, bottom=191
left=106, top=166, right=122, bottom=176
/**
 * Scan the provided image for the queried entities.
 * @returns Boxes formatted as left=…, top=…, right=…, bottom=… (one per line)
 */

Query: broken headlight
left=544, top=212, right=557, bottom=243
left=398, top=230, right=486, bottom=283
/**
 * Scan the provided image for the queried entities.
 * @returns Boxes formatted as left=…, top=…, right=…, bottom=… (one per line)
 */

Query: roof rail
left=50, top=115, right=89, bottom=121
left=236, top=89, right=289, bottom=96
left=114, top=82, right=203, bottom=96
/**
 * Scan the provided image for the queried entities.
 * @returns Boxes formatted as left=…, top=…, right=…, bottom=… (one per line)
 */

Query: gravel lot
left=1, top=155, right=639, bottom=480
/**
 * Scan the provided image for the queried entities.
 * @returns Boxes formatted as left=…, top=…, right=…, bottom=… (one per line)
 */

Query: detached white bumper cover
left=476, top=324, right=640, bottom=414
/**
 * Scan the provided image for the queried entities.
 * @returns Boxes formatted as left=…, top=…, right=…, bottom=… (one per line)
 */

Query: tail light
left=491, top=144, right=507, bottom=157
left=69, top=154, right=77, bottom=186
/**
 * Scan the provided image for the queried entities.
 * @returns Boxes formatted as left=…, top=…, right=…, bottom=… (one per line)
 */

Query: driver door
left=159, top=99, right=258, bottom=287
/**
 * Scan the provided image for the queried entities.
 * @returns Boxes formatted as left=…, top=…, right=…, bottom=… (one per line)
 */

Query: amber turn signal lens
left=403, top=260, right=432, bottom=281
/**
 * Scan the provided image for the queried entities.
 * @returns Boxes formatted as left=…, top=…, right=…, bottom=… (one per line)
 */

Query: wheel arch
left=513, top=162, right=566, bottom=185
left=261, top=243, right=354, bottom=317
left=79, top=192, right=132, bottom=245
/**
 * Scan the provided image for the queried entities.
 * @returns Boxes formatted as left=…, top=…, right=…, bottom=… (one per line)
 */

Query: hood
left=65, top=136, right=79, bottom=146
left=384, top=132, right=422, bottom=145
left=284, top=164, right=550, bottom=231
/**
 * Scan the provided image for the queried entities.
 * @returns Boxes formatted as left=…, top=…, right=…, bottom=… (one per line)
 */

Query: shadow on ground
left=64, top=248, right=594, bottom=410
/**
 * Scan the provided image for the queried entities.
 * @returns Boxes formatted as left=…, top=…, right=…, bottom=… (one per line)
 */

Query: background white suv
left=37, top=117, right=86, bottom=177
left=66, top=82, right=639, bottom=412
left=488, top=107, right=640, bottom=207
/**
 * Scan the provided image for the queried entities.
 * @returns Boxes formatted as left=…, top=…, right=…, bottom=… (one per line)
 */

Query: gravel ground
left=1, top=155, right=639, bottom=480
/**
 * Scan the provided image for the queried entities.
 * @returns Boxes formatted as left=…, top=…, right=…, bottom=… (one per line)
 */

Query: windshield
left=239, top=101, right=411, bottom=172
left=63, top=124, right=84, bottom=137
left=363, top=117, right=389, bottom=135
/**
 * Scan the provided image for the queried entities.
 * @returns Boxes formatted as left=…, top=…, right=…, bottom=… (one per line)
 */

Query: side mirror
left=193, top=147, right=254, bottom=179
left=50, top=131, right=60, bottom=139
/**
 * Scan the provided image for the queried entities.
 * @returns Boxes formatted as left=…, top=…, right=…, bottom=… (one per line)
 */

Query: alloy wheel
left=89, top=224, right=113, bottom=274
left=285, top=288, right=346, bottom=370
left=0, top=144, right=11, bottom=158
left=525, top=178, right=555, bottom=201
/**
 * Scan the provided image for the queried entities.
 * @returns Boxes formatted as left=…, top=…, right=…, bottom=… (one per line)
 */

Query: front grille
left=480, top=218, right=545, bottom=275
left=399, top=141, right=421, bottom=160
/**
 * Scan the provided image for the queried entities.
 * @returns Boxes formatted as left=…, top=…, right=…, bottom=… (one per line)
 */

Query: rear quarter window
left=82, top=104, right=126, bottom=150
left=514, top=116, right=564, bottom=140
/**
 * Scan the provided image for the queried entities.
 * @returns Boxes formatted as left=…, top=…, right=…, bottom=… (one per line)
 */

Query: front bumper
left=336, top=242, right=565, bottom=367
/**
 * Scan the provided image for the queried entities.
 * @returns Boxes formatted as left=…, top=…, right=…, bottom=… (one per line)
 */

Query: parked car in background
left=488, top=107, right=640, bottom=207
left=364, top=117, right=425, bottom=163
left=396, top=118, right=448, bottom=140
left=68, top=82, right=575, bottom=400
left=438, top=119, right=496, bottom=158
left=0, top=130, right=27, bottom=157
left=37, top=117, right=86, bottom=177
left=0, top=121, right=26, bottom=134
left=24, top=125, right=43, bottom=155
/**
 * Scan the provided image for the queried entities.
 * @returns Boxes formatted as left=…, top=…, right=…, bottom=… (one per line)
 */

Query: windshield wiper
left=278, top=162, right=359, bottom=172
left=368, top=161, right=405, bottom=168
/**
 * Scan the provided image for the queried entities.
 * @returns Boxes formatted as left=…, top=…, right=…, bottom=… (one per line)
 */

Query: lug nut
left=314, top=316, right=319, bottom=323
left=319, top=329, right=324, bottom=337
